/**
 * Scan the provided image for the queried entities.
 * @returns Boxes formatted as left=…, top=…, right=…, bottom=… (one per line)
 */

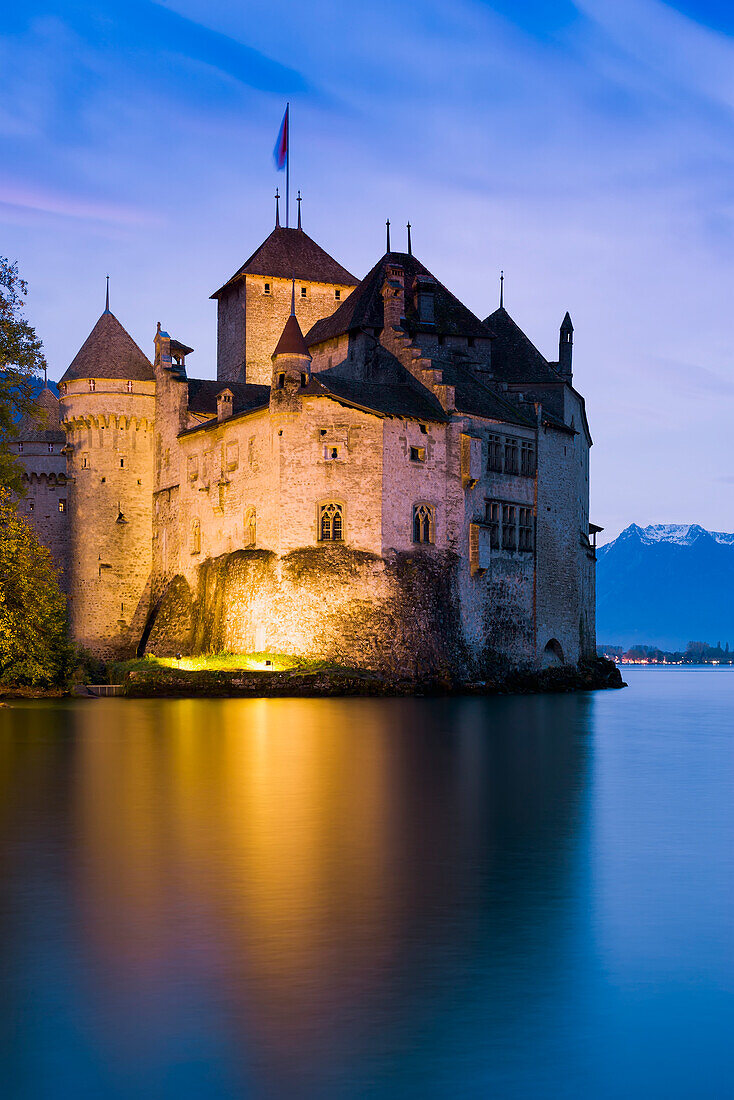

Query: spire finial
left=297, top=190, right=302, bottom=230
left=105, top=274, right=110, bottom=313
left=43, top=363, right=47, bottom=389
left=275, top=188, right=280, bottom=228
left=386, top=219, right=391, bottom=253
left=407, top=222, right=412, bottom=256
left=499, top=270, right=504, bottom=309
left=291, top=273, right=295, bottom=316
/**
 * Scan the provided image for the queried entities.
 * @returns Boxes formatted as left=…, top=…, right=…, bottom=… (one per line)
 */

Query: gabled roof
left=16, top=386, right=65, bottom=442
left=308, top=375, right=448, bottom=422
left=211, top=227, right=358, bottom=298
left=186, top=379, right=270, bottom=417
left=60, top=311, right=153, bottom=384
left=483, top=307, right=561, bottom=384
left=305, top=252, right=491, bottom=347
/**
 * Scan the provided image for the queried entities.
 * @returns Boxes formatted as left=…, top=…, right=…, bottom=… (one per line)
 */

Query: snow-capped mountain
left=596, top=524, right=734, bottom=650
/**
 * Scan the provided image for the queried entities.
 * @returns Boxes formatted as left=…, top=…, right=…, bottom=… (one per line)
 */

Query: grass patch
left=108, top=651, right=355, bottom=680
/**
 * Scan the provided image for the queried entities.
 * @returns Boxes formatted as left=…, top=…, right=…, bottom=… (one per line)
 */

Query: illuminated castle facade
left=13, top=215, right=598, bottom=675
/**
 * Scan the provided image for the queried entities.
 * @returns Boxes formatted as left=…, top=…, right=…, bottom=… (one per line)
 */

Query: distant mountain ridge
left=596, top=524, right=734, bottom=650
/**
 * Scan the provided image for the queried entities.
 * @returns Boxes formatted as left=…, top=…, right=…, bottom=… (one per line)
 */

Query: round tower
left=59, top=297, right=155, bottom=657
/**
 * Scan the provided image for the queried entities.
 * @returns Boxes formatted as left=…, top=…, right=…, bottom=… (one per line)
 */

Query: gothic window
left=410, top=446, right=426, bottom=463
left=520, top=441, right=536, bottom=477
left=502, top=504, right=517, bottom=550
left=504, top=438, right=519, bottom=475
left=190, top=518, right=201, bottom=555
left=412, top=503, right=435, bottom=544
left=243, top=507, right=256, bottom=548
left=519, top=507, right=533, bottom=551
left=319, top=502, right=343, bottom=542
left=88, top=379, right=95, bottom=392
left=487, top=435, right=502, bottom=473
left=485, top=500, right=500, bottom=549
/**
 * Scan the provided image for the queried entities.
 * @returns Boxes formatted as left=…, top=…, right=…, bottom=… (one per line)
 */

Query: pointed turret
left=270, top=296, right=312, bottom=409
left=559, top=311, right=573, bottom=380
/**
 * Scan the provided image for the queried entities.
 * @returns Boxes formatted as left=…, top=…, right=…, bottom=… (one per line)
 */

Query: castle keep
left=14, top=215, right=598, bottom=676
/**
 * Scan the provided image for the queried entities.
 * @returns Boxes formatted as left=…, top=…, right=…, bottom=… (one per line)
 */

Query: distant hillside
left=596, top=524, right=734, bottom=650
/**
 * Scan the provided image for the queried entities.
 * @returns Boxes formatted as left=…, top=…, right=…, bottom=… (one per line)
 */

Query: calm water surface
left=0, top=669, right=732, bottom=1098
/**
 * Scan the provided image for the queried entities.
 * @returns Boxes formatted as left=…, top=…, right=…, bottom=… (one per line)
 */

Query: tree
left=0, top=488, right=73, bottom=686
left=0, top=257, right=47, bottom=492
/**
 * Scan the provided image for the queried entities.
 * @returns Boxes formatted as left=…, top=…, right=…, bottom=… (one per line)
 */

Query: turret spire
left=105, top=274, right=110, bottom=314
left=386, top=219, right=391, bottom=253
left=275, top=188, right=281, bottom=228
left=297, top=190, right=302, bottom=230
left=407, top=222, right=412, bottom=256
left=291, top=274, right=296, bottom=316
left=499, top=270, right=504, bottom=309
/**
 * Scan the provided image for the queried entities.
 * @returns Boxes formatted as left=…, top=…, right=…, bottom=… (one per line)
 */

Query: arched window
left=319, top=502, right=343, bottom=542
left=190, top=518, right=201, bottom=555
left=244, top=507, right=256, bottom=548
left=412, top=503, right=435, bottom=544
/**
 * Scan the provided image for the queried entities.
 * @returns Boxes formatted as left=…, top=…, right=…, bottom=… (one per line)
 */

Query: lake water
left=1, top=669, right=732, bottom=1098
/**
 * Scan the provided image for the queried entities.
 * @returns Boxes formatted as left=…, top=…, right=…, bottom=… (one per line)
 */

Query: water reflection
left=0, top=695, right=592, bottom=1097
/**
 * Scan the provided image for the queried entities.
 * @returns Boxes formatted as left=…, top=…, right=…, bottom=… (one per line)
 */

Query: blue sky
left=2, top=0, right=733, bottom=539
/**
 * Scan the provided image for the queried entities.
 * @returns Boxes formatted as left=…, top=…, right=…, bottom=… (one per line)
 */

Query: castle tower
left=59, top=304, right=155, bottom=657
left=269, top=304, right=312, bottom=413
left=211, top=214, right=358, bottom=387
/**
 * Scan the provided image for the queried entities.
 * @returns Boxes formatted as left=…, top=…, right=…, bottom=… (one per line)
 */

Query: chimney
left=217, top=389, right=233, bottom=421
left=382, top=262, right=405, bottom=332
left=559, top=312, right=573, bottom=380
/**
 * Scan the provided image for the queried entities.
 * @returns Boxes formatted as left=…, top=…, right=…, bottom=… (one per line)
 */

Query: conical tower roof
left=60, top=311, right=153, bottom=384
left=273, top=312, right=310, bottom=358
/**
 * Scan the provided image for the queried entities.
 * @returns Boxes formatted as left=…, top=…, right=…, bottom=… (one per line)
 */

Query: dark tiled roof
left=305, top=252, right=491, bottom=347
left=60, top=311, right=153, bottom=384
left=431, top=357, right=536, bottom=426
left=309, top=375, right=447, bottom=422
left=16, top=386, right=65, bottom=442
left=273, top=313, right=309, bottom=358
left=186, top=379, right=270, bottom=416
left=211, top=227, right=358, bottom=298
left=483, top=307, right=561, bottom=384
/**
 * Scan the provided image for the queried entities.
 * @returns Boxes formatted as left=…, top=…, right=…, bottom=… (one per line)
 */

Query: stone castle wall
left=217, top=275, right=355, bottom=386
left=16, top=446, right=70, bottom=591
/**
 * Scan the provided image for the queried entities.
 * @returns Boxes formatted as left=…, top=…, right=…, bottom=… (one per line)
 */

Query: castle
left=13, top=211, right=598, bottom=676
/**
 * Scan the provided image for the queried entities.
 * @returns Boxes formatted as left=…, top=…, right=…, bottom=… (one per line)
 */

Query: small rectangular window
left=502, top=504, right=517, bottom=550
left=264, top=282, right=271, bottom=295
left=504, top=438, right=519, bottom=475
left=48, top=443, right=54, bottom=454
left=300, top=286, right=307, bottom=298
left=119, top=456, right=126, bottom=469
left=335, top=289, right=341, bottom=300
left=82, top=453, right=89, bottom=469
left=278, top=373, right=285, bottom=390
left=410, top=446, right=426, bottom=463
left=520, top=441, right=536, bottom=477
left=28, top=499, right=35, bottom=513
left=59, top=499, right=66, bottom=513
left=487, top=435, right=502, bottom=473
left=323, top=444, right=342, bottom=461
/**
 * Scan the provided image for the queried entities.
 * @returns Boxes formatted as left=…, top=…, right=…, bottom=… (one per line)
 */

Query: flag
left=273, top=106, right=289, bottom=170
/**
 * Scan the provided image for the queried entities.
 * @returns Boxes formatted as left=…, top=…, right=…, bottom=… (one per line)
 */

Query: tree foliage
left=0, top=257, right=47, bottom=492
left=0, top=488, right=73, bottom=685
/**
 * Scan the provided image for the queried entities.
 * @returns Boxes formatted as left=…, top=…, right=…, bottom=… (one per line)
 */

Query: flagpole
left=286, top=102, right=290, bottom=228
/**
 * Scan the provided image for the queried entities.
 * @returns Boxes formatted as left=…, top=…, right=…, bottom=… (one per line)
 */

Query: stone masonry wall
left=61, top=379, right=155, bottom=657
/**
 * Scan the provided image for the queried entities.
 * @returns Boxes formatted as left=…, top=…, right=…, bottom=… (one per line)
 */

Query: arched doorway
left=541, top=638, right=564, bottom=668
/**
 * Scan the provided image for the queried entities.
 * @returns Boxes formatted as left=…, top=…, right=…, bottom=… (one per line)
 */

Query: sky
left=2, top=0, right=733, bottom=541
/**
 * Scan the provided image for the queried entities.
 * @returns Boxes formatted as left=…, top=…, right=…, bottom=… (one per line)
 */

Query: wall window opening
left=486, top=500, right=500, bottom=549
left=519, top=506, right=533, bottom=551
left=277, top=373, right=285, bottom=389
left=264, top=282, right=271, bottom=295
left=59, top=499, right=66, bottom=514
left=487, top=434, right=502, bottom=473
left=319, top=502, right=343, bottom=541
left=190, top=518, right=201, bottom=555
left=502, top=504, right=517, bottom=550
left=300, top=286, right=307, bottom=298
left=412, top=503, right=435, bottom=544
left=88, top=379, right=95, bottom=392
left=504, top=438, right=519, bottom=475
left=410, top=446, right=426, bottom=463
left=520, top=441, right=536, bottom=477
left=335, top=289, right=341, bottom=300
